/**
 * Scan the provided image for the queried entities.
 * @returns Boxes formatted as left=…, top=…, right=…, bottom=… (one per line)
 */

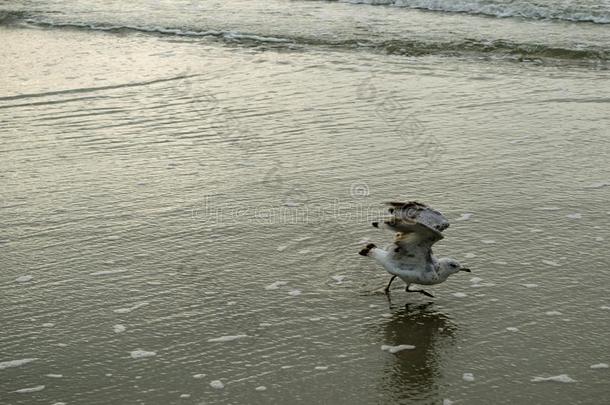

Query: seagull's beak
left=460, top=267, right=471, bottom=272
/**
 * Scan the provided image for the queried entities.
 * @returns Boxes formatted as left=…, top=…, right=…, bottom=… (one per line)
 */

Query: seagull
left=359, top=201, right=470, bottom=297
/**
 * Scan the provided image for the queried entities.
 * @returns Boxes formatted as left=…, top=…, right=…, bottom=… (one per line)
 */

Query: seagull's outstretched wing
left=384, top=218, right=443, bottom=265
left=385, top=201, right=449, bottom=232
left=373, top=202, right=447, bottom=268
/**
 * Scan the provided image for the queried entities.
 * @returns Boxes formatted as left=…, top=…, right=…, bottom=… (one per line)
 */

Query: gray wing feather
left=378, top=218, right=443, bottom=268
left=385, top=201, right=450, bottom=232
left=375, top=202, right=448, bottom=269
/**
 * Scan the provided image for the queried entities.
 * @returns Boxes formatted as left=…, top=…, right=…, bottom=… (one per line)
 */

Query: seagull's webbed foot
left=384, top=275, right=397, bottom=294
left=406, top=285, right=435, bottom=298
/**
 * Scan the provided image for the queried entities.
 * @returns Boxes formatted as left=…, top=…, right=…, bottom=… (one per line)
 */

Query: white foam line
left=0, top=358, right=38, bottom=370
left=381, top=344, right=415, bottom=353
left=90, top=269, right=128, bottom=276
left=113, top=302, right=149, bottom=314
left=531, top=374, right=576, bottom=383
left=130, top=349, right=156, bottom=359
left=207, top=334, right=248, bottom=343
left=14, top=385, right=45, bottom=393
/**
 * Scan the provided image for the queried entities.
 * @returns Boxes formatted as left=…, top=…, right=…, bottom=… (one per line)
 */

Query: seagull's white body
left=359, top=201, right=470, bottom=295
left=369, top=248, right=440, bottom=285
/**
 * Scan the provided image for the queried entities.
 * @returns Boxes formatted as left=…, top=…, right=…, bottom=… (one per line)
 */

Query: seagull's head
left=439, top=258, right=471, bottom=276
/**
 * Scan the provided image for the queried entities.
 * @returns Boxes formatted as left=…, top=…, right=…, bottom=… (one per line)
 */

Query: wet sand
left=1, top=19, right=609, bottom=405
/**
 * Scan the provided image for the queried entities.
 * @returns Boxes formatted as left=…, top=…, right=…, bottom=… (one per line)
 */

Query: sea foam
left=381, top=344, right=415, bottom=353
left=14, top=385, right=45, bottom=393
left=113, top=302, right=148, bottom=314
left=210, top=380, right=224, bottom=389
left=0, top=358, right=38, bottom=370
left=130, top=349, right=156, bottom=359
left=207, top=334, right=247, bottom=342
left=531, top=374, right=576, bottom=383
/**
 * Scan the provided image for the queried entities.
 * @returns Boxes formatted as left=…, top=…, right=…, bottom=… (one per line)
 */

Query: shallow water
left=1, top=1, right=610, bottom=404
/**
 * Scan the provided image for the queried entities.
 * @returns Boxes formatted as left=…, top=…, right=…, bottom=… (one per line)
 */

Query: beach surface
left=1, top=1, right=609, bottom=403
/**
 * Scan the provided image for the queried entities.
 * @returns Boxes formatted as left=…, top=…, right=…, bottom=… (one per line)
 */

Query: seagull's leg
left=405, top=284, right=435, bottom=298
left=384, top=291, right=394, bottom=309
left=384, top=275, right=397, bottom=293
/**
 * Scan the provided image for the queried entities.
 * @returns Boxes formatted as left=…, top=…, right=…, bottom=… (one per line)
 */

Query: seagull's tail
left=358, top=243, right=377, bottom=257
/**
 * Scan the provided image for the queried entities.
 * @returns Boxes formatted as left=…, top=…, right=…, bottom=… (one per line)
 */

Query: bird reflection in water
left=375, top=302, right=457, bottom=403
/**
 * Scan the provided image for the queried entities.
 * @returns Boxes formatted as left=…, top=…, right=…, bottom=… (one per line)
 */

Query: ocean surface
left=1, top=0, right=609, bottom=404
